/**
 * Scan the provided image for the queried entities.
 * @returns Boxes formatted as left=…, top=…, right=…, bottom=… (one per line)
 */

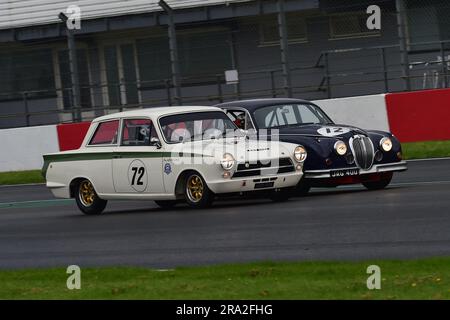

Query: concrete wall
left=386, top=88, right=450, bottom=142
left=0, top=125, right=59, bottom=172
left=313, top=94, right=389, bottom=131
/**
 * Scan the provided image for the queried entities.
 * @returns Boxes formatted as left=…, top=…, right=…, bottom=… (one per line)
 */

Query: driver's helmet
left=234, top=113, right=246, bottom=129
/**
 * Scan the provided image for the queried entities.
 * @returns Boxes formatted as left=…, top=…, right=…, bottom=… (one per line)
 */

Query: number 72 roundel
left=128, top=159, right=148, bottom=192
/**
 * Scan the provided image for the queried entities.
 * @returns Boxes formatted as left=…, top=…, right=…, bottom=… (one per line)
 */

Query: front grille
left=350, top=135, right=374, bottom=170
left=236, top=158, right=292, bottom=171
left=233, top=158, right=295, bottom=178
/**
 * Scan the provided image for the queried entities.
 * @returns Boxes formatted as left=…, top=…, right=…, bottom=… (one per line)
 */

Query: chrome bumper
left=304, top=161, right=408, bottom=179
left=207, top=172, right=302, bottom=194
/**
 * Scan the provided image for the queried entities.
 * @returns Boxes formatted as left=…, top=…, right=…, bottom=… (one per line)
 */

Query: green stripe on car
left=42, top=152, right=211, bottom=178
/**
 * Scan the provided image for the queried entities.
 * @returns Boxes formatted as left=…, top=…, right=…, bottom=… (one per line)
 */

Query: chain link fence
left=0, top=0, right=449, bottom=128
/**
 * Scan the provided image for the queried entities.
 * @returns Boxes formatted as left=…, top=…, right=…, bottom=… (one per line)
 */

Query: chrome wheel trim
left=186, top=175, right=204, bottom=203
left=79, top=180, right=96, bottom=207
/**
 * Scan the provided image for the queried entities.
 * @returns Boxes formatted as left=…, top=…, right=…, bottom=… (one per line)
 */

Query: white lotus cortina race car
left=42, top=106, right=307, bottom=215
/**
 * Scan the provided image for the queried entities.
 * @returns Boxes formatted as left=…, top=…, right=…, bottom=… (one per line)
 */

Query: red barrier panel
left=386, top=89, right=450, bottom=142
left=56, top=122, right=91, bottom=151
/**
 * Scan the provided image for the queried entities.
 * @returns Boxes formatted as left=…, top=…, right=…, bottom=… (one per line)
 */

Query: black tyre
left=362, top=172, right=393, bottom=190
left=184, top=172, right=214, bottom=208
left=296, top=180, right=311, bottom=196
left=270, top=188, right=293, bottom=202
left=75, top=179, right=107, bottom=215
left=154, top=200, right=177, bottom=209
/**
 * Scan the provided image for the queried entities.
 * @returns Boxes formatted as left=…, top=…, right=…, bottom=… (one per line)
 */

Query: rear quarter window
left=89, top=120, right=120, bottom=145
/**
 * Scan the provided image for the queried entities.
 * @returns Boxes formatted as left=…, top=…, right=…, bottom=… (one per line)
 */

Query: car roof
left=215, top=98, right=314, bottom=111
left=93, top=106, right=222, bottom=122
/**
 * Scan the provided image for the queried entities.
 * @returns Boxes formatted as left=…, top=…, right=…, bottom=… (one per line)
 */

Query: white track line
left=334, top=180, right=450, bottom=190
left=407, top=157, right=450, bottom=162
left=390, top=180, right=450, bottom=186
left=0, top=183, right=45, bottom=188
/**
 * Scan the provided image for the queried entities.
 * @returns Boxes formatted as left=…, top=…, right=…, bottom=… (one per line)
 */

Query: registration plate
left=254, top=182, right=275, bottom=189
left=330, top=169, right=360, bottom=178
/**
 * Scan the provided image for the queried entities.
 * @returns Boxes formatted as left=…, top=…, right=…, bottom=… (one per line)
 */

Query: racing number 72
left=131, top=167, right=145, bottom=186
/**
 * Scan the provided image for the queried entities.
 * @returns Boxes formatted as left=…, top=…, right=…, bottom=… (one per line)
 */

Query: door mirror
left=150, top=137, right=162, bottom=149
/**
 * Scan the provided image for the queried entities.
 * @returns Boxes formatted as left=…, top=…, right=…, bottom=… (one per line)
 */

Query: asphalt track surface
left=0, top=159, right=449, bottom=269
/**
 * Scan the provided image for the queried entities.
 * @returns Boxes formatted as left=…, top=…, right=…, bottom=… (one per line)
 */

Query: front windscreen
left=159, top=111, right=239, bottom=143
left=253, top=104, right=333, bottom=129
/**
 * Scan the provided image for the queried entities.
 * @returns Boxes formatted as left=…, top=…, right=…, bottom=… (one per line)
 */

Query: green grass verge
left=0, top=258, right=448, bottom=299
left=402, top=140, right=450, bottom=160
left=0, top=170, right=44, bottom=186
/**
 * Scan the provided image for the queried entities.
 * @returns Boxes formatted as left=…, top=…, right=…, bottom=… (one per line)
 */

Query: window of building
left=58, top=49, right=92, bottom=109
left=121, top=119, right=158, bottom=146
left=0, top=49, right=55, bottom=101
left=178, top=31, right=232, bottom=81
left=120, top=44, right=140, bottom=105
left=406, top=0, right=443, bottom=50
left=89, top=120, right=120, bottom=145
left=103, top=44, right=140, bottom=107
left=136, top=30, right=233, bottom=87
left=259, top=13, right=308, bottom=45
left=104, top=45, right=121, bottom=107
left=329, top=12, right=380, bottom=39
left=136, top=37, right=171, bottom=87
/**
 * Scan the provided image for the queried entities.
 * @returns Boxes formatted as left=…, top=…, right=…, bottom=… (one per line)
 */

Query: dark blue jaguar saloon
left=216, top=98, right=407, bottom=195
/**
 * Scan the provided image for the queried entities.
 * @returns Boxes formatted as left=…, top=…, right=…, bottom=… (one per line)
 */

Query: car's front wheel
left=75, top=179, right=107, bottom=215
left=362, top=172, right=393, bottom=190
left=184, top=172, right=214, bottom=208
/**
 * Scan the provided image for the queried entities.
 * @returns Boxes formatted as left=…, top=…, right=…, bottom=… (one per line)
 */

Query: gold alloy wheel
left=79, top=180, right=96, bottom=207
left=186, top=175, right=204, bottom=203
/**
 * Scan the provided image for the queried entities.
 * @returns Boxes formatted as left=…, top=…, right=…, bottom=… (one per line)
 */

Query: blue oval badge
left=164, top=163, right=172, bottom=175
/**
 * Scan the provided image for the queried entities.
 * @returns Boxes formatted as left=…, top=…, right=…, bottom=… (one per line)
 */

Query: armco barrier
left=56, top=122, right=91, bottom=151
left=0, top=125, right=59, bottom=172
left=385, top=88, right=450, bottom=143
left=313, top=94, right=390, bottom=132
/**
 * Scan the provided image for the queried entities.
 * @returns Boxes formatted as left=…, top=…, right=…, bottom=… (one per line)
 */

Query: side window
left=264, top=110, right=278, bottom=127
left=265, top=105, right=297, bottom=127
left=298, top=105, right=318, bottom=123
left=276, top=105, right=297, bottom=125
left=89, top=120, right=120, bottom=145
left=121, top=119, right=158, bottom=146
left=226, top=110, right=254, bottom=130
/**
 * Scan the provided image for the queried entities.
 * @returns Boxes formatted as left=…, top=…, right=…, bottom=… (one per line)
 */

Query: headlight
left=334, top=140, right=347, bottom=156
left=220, top=153, right=235, bottom=171
left=294, top=146, right=307, bottom=162
left=380, top=137, right=393, bottom=152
